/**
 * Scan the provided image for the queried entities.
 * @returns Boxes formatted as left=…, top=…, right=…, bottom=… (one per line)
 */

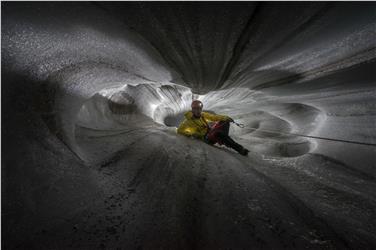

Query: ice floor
left=2, top=2, right=376, bottom=249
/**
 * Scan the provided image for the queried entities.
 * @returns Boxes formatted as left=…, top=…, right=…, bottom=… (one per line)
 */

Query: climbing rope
left=232, top=121, right=376, bottom=147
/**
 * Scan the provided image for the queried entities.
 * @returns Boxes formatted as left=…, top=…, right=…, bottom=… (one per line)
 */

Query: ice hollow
left=2, top=2, right=376, bottom=249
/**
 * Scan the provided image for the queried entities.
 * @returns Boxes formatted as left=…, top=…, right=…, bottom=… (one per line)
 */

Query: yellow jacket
left=177, top=111, right=231, bottom=140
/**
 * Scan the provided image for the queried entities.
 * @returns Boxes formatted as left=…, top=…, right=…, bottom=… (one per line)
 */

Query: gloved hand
left=227, top=117, right=235, bottom=123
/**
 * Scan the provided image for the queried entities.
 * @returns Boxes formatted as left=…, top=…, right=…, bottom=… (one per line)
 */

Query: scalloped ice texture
left=2, top=2, right=376, bottom=249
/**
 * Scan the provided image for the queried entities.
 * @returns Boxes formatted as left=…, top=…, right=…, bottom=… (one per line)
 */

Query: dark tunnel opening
left=163, top=111, right=185, bottom=127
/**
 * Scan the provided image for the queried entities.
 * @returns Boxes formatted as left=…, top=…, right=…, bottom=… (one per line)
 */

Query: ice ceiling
left=2, top=2, right=376, bottom=249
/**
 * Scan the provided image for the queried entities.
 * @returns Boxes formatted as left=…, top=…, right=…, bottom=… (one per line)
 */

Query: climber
left=177, top=100, right=250, bottom=156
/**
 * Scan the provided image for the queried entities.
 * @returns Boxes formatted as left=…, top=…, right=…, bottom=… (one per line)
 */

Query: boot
left=228, top=141, right=248, bottom=156
left=218, top=133, right=249, bottom=156
left=238, top=147, right=250, bottom=156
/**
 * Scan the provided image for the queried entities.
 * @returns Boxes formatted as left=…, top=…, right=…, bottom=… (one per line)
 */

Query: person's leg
left=208, top=121, right=249, bottom=155
left=216, top=131, right=244, bottom=152
left=220, top=120, right=230, bottom=135
left=206, top=121, right=229, bottom=144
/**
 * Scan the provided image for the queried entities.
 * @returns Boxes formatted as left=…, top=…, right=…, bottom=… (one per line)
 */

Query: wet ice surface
left=2, top=2, right=376, bottom=249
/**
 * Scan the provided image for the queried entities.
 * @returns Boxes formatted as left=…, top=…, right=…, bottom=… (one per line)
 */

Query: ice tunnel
left=2, top=2, right=376, bottom=249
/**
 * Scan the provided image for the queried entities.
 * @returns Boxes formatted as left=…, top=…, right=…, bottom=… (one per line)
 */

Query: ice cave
left=2, top=2, right=376, bottom=249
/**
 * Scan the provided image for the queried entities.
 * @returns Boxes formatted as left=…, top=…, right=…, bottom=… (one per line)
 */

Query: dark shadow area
left=163, top=111, right=185, bottom=127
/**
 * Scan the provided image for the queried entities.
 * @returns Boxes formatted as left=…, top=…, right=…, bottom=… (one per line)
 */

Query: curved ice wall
left=2, top=2, right=376, bottom=249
